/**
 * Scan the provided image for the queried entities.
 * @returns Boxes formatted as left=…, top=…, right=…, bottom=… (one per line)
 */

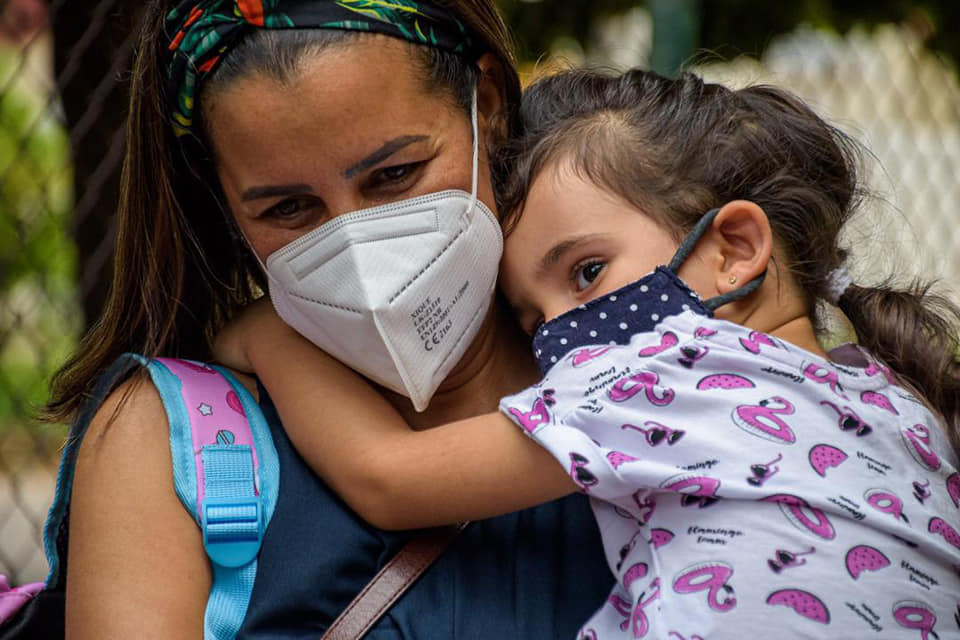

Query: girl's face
left=500, top=160, right=712, bottom=335
left=204, top=36, right=499, bottom=262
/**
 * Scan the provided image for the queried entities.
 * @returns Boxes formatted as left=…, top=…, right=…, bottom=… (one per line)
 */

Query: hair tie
left=824, top=266, right=854, bottom=305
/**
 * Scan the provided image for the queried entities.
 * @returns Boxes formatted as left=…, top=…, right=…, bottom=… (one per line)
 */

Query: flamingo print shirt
left=500, top=309, right=960, bottom=640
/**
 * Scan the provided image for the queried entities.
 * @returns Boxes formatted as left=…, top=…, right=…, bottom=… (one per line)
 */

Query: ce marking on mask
left=411, top=281, right=470, bottom=352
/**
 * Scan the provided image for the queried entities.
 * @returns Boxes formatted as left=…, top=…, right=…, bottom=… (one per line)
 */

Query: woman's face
left=204, top=36, right=500, bottom=262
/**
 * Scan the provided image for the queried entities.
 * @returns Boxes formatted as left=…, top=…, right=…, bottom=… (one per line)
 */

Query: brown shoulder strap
left=321, top=522, right=468, bottom=640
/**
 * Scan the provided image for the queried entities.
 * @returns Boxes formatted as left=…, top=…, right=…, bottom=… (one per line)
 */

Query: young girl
left=218, top=69, right=960, bottom=638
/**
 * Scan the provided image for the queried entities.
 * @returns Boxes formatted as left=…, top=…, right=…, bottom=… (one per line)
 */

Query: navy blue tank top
left=238, top=385, right=611, bottom=639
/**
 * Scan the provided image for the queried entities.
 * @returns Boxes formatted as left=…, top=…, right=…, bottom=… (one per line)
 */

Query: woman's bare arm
left=221, top=303, right=575, bottom=530
left=66, top=376, right=209, bottom=639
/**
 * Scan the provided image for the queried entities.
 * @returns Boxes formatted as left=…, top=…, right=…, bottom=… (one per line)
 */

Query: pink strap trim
left=155, top=358, right=259, bottom=520
left=0, top=576, right=42, bottom=623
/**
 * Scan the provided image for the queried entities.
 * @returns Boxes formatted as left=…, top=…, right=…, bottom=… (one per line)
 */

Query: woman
left=43, top=0, right=610, bottom=637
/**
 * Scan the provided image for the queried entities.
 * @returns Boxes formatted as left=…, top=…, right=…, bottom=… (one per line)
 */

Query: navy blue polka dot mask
left=531, top=208, right=765, bottom=374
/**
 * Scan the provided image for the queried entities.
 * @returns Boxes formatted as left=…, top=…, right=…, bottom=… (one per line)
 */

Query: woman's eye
left=263, top=197, right=311, bottom=221
left=382, top=165, right=411, bottom=181
left=370, top=161, right=424, bottom=188
left=573, top=260, right=606, bottom=291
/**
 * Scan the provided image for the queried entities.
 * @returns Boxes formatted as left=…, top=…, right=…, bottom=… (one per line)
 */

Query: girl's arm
left=216, top=301, right=576, bottom=530
left=66, top=377, right=209, bottom=639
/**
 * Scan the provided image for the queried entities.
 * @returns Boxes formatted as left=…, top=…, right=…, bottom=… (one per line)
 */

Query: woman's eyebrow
left=344, top=134, right=429, bottom=179
left=241, top=183, right=314, bottom=202
left=537, top=233, right=607, bottom=276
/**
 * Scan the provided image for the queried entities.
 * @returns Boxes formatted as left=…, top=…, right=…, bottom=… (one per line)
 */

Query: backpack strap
left=143, top=357, right=279, bottom=640
left=39, top=354, right=278, bottom=640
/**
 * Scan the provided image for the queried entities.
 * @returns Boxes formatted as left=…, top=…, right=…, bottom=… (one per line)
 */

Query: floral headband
left=164, top=0, right=482, bottom=138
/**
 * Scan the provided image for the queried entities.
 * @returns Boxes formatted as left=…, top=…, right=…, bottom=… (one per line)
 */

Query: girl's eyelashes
left=571, top=259, right=606, bottom=292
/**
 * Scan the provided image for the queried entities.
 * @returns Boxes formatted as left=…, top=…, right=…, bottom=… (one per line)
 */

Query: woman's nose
left=324, top=193, right=369, bottom=219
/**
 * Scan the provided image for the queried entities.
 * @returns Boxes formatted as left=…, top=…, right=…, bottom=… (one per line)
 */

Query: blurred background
left=0, top=1, right=957, bottom=584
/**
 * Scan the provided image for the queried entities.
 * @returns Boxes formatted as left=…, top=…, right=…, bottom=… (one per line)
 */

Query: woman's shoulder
left=74, top=371, right=171, bottom=471
left=67, top=372, right=211, bottom=636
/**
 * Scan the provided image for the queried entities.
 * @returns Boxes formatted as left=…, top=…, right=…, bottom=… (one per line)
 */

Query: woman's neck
left=380, top=297, right=541, bottom=429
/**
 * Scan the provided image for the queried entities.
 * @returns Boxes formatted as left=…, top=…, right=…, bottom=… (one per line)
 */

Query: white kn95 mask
left=263, top=89, right=502, bottom=411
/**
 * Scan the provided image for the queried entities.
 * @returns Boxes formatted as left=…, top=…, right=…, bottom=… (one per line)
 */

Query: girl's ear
left=475, top=53, right=507, bottom=144
left=709, top=200, right=773, bottom=296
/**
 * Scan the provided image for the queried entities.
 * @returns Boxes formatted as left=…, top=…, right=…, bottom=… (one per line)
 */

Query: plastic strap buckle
left=201, top=496, right=265, bottom=568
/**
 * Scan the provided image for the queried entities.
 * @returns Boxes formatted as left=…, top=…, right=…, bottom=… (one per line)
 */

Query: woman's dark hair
left=498, top=68, right=960, bottom=452
left=44, top=0, right=520, bottom=421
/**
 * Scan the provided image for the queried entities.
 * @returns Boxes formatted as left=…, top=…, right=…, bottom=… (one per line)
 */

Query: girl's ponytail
left=839, top=281, right=960, bottom=449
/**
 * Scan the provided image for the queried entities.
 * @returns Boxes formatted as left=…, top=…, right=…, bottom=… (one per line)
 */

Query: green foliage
left=497, top=0, right=958, bottom=72
left=698, top=0, right=958, bottom=65
left=0, top=46, right=78, bottom=431
left=498, top=0, right=636, bottom=61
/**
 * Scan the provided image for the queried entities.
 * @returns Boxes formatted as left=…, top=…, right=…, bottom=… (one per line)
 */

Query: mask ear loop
left=666, top=207, right=766, bottom=312
left=703, top=271, right=765, bottom=311
left=466, top=83, right=480, bottom=215
left=667, top=208, right=720, bottom=272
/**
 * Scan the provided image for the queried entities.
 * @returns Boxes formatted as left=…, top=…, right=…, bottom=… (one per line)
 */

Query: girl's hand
left=213, top=297, right=287, bottom=372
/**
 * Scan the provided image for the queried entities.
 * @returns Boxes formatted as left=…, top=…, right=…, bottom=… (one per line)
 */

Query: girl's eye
left=573, top=260, right=606, bottom=292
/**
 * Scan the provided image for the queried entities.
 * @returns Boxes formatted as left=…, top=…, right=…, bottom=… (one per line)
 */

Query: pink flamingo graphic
left=803, top=362, right=847, bottom=397
left=732, top=397, right=796, bottom=443
left=747, top=453, right=783, bottom=487
left=637, top=331, right=679, bottom=357
left=608, top=371, right=675, bottom=406
left=609, top=577, right=662, bottom=638
left=768, top=546, right=816, bottom=573
left=863, top=489, right=910, bottom=522
left=740, top=330, right=778, bottom=354
left=673, top=562, right=737, bottom=612
left=694, top=326, right=717, bottom=339
left=568, top=346, right=615, bottom=367
left=901, top=424, right=941, bottom=471
left=892, top=600, right=939, bottom=640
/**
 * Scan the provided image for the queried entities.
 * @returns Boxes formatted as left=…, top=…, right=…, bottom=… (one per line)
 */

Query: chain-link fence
left=1, top=5, right=958, bottom=585
left=587, top=11, right=960, bottom=298
left=0, top=1, right=142, bottom=584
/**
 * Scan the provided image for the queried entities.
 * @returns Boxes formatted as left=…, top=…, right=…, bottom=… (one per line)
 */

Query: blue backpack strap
left=41, top=354, right=278, bottom=640
left=143, top=357, right=279, bottom=640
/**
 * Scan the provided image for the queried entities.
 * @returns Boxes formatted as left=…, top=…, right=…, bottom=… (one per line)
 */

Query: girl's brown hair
left=45, top=0, right=520, bottom=422
left=499, top=68, right=960, bottom=452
